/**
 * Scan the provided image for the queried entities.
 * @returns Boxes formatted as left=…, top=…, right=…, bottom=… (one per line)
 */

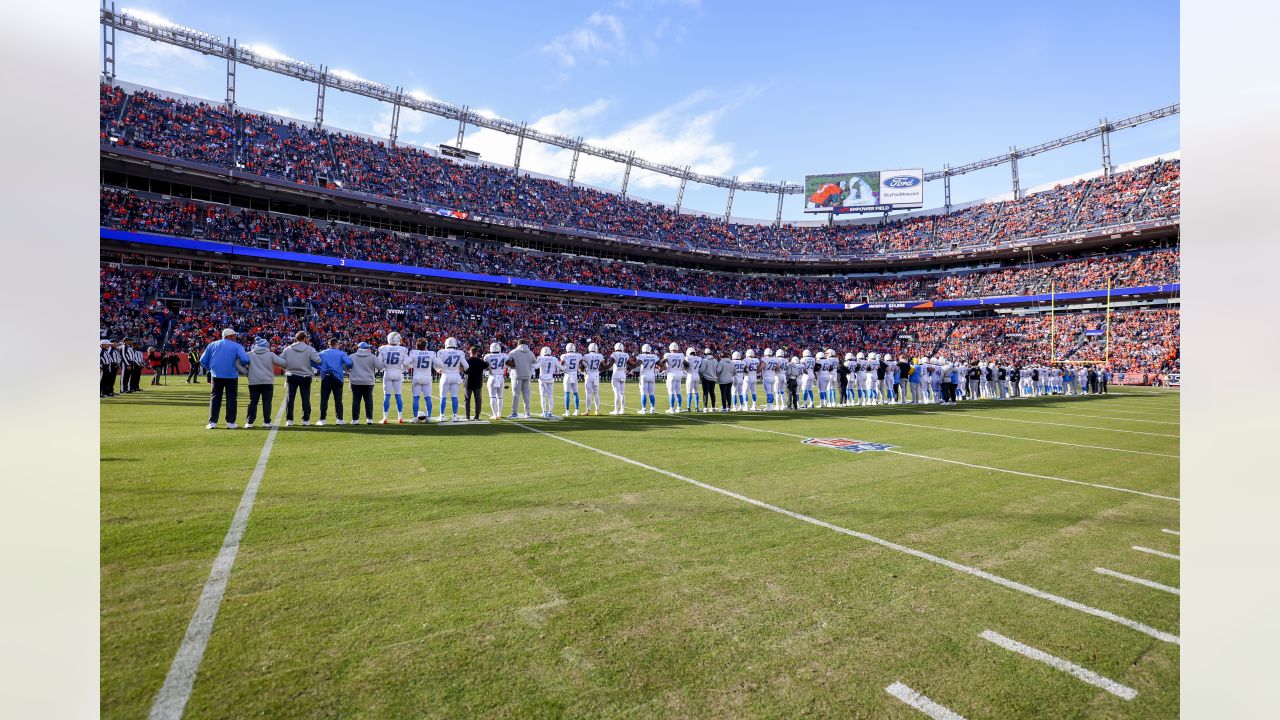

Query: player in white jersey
left=434, top=337, right=469, bottom=422
left=536, top=347, right=562, bottom=418
left=609, top=343, right=630, bottom=415
left=759, top=349, right=777, bottom=411
left=635, top=344, right=659, bottom=414
left=883, top=354, right=898, bottom=404
left=852, top=352, right=867, bottom=405
left=482, top=343, right=508, bottom=420
left=769, top=348, right=789, bottom=410
left=799, top=350, right=816, bottom=409
left=560, top=343, right=583, bottom=416
left=661, top=342, right=685, bottom=414
left=407, top=338, right=437, bottom=422
left=683, top=346, right=702, bottom=413
left=580, top=343, right=605, bottom=415
left=378, top=332, right=409, bottom=424
left=814, top=350, right=831, bottom=407
left=742, top=349, right=761, bottom=411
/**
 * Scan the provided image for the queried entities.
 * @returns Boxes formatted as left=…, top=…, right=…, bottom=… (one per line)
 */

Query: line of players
left=363, top=334, right=1093, bottom=423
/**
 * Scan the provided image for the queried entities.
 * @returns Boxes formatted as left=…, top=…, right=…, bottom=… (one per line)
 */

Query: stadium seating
left=101, top=188, right=1180, bottom=304
left=99, top=264, right=1180, bottom=376
left=100, top=84, right=1181, bottom=259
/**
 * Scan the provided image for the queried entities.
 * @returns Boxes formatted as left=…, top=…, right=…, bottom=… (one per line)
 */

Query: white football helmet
left=732, top=351, right=742, bottom=360
left=588, top=342, right=599, bottom=352
left=857, top=352, right=865, bottom=360
left=825, top=349, right=835, bottom=357
left=388, top=331, right=402, bottom=345
left=489, top=342, right=501, bottom=353
left=614, top=342, right=624, bottom=351
left=566, top=343, right=576, bottom=353
left=445, top=337, right=458, bottom=349
left=790, top=356, right=800, bottom=363
left=641, top=343, right=652, bottom=354
left=703, top=348, right=712, bottom=355
left=802, top=349, right=812, bottom=358
left=745, top=349, right=755, bottom=358
left=844, top=352, right=854, bottom=361
left=669, top=342, right=679, bottom=352
left=886, top=354, right=895, bottom=362
left=540, top=347, right=551, bottom=356
left=763, top=348, right=773, bottom=357
left=686, top=346, right=697, bottom=356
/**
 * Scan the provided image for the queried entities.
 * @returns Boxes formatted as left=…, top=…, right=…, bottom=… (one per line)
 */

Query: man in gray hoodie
left=699, top=348, right=719, bottom=412
left=348, top=342, right=385, bottom=425
left=504, top=340, right=536, bottom=419
left=281, top=331, right=322, bottom=427
left=245, top=337, right=286, bottom=428
left=715, top=350, right=735, bottom=412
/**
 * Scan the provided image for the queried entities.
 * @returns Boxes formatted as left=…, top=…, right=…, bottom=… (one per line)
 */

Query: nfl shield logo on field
left=802, top=438, right=895, bottom=453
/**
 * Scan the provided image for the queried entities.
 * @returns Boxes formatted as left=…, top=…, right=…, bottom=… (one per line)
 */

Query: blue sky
left=105, top=1, right=1179, bottom=221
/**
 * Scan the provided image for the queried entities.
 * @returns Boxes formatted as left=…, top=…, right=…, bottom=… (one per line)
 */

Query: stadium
left=96, top=4, right=1183, bottom=719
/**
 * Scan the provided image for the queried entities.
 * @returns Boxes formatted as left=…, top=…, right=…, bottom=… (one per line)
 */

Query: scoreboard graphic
left=805, top=169, right=924, bottom=213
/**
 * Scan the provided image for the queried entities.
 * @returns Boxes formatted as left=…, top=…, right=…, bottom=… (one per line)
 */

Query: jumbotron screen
left=804, top=169, right=924, bottom=213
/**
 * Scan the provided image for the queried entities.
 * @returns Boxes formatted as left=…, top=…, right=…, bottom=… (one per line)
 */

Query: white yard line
left=822, top=412, right=1177, bottom=459
left=900, top=407, right=1179, bottom=438
left=1161, top=529, right=1181, bottom=536
left=885, top=681, right=966, bottom=719
left=1004, top=408, right=1179, bottom=426
left=1094, top=567, right=1180, bottom=595
left=510, top=422, right=1180, bottom=644
left=148, top=405, right=286, bottom=720
left=1132, top=546, right=1180, bottom=560
left=978, top=630, right=1137, bottom=700
left=674, top=414, right=1180, bottom=503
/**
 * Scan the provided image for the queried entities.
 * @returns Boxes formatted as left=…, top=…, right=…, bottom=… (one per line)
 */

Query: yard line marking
left=148, top=404, right=286, bottom=720
left=1094, top=567, right=1180, bottom=595
left=978, top=630, right=1137, bottom=700
left=901, top=407, right=1179, bottom=438
left=1133, top=546, right=1180, bottom=560
left=885, top=681, right=966, bottom=719
left=821, top=412, right=1177, bottom=459
left=674, top=414, right=1180, bottom=503
left=1005, top=408, right=1180, bottom=425
left=1161, top=529, right=1180, bottom=536
left=511, top=422, right=1180, bottom=644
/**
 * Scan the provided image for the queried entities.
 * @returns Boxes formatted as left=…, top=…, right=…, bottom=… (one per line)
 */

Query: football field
left=101, top=379, right=1179, bottom=719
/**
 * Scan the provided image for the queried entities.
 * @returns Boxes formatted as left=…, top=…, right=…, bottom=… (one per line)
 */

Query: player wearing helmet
left=408, top=338, right=437, bottom=421
left=742, top=349, right=760, bottom=411
left=536, top=347, right=562, bottom=418
left=760, top=349, right=777, bottom=411
left=799, top=349, right=816, bottom=409
left=683, top=346, right=702, bottom=413
left=635, top=344, right=659, bottom=414
left=661, top=342, right=685, bottom=414
left=609, top=343, right=630, bottom=415
left=482, top=342, right=508, bottom=420
left=729, top=351, right=745, bottom=411
left=581, top=342, right=604, bottom=415
left=434, top=337, right=469, bottom=422
left=560, top=343, right=583, bottom=416
left=377, top=331, right=409, bottom=424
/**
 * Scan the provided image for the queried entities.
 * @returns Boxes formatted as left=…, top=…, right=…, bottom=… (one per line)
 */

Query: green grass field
left=101, top=378, right=1179, bottom=719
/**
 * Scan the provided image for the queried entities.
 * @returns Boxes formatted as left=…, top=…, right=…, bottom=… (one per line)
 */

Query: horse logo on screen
left=802, top=438, right=896, bottom=453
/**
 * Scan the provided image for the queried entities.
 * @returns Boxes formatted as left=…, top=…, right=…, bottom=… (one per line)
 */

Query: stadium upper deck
left=100, top=84, right=1180, bottom=263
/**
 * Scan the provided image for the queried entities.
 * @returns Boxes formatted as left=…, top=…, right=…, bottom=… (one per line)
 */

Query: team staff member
left=281, top=331, right=321, bottom=427
left=317, top=338, right=353, bottom=426
left=716, top=349, right=734, bottom=412
left=699, top=348, right=718, bottom=411
left=785, top=356, right=802, bottom=410
left=464, top=346, right=486, bottom=421
left=348, top=342, right=384, bottom=424
left=506, top=341, right=536, bottom=418
left=245, top=337, right=286, bottom=428
left=199, top=328, right=250, bottom=429
left=186, top=345, right=203, bottom=383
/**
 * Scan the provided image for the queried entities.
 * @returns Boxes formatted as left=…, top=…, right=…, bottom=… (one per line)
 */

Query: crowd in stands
left=101, top=188, right=1180, bottom=303
left=99, top=264, right=1181, bottom=376
left=101, top=84, right=1181, bottom=258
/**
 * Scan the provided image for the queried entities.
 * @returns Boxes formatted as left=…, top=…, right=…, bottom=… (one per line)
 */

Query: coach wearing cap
left=199, top=328, right=251, bottom=429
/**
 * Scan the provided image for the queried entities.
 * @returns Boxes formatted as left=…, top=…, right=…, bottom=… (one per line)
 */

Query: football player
left=536, top=347, right=562, bottom=418
left=407, top=338, right=437, bottom=422
left=684, top=346, right=702, bottom=413
left=635, top=344, right=659, bottom=414
left=560, top=343, right=583, bottom=416
left=581, top=342, right=605, bottom=415
left=377, top=332, right=409, bottom=424
left=742, top=349, right=760, bottom=411
left=482, top=342, right=508, bottom=420
left=434, top=337, right=468, bottom=422
left=661, top=342, right=685, bottom=414
left=609, top=343, right=630, bottom=415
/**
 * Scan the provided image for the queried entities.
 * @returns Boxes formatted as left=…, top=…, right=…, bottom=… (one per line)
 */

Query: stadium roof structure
left=100, top=3, right=1178, bottom=222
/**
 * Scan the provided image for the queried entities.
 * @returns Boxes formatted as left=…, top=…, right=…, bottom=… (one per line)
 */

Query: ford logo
left=883, top=175, right=921, bottom=188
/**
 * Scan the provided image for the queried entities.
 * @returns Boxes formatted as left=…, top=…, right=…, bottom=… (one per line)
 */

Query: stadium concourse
left=99, top=79, right=1180, bottom=718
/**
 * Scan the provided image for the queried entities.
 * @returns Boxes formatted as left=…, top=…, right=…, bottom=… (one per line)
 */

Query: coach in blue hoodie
left=317, top=338, right=353, bottom=426
left=199, top=328, right=251, bottom=429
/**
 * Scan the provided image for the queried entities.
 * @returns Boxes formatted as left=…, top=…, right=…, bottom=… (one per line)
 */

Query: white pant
left=666, top=372, right=683, bottom=398
left=411, top=380, right=432, bottom=402
left=439, top=375, right=461, bottom=401
left=640, top=376, right=656, bottom=400
left=685, top=373, right=699, bottom=398
left=539, top=380, right=555, bottom=414
left=383, top=377, right=403, bottom=397
left=584, top=373, right=601, bottom=410
left=736, top=375, right=754, bottom=401
left=487, top=377, right=504, bottom=416
left=611, top=374, right=627, bottom=410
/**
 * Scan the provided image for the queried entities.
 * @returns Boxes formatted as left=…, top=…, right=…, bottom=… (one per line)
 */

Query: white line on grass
left=1004, top=408, right=1180, bottom=425
left=148, top=405, right=285, bottom=720
left=817, top=412, right=1177, bottom=459
left=675, top=414, right=1180, bottom=503
left=1094, top=567, right=1180, bottom=595
left=885, top=681, right=966, bottom=719
left=1132, top=546, right=1180, bottom=560
left=901, top=407, right=1179, bottom=438
left=1161, top=529, right=1180, bottom=536
left=978, top=630, right=1137, bottom=700
left=510, top=422, right=1180, bottom=644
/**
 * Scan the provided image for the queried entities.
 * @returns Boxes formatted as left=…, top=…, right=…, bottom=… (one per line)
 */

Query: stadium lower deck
left=102, top=378, right=1178, bottom=719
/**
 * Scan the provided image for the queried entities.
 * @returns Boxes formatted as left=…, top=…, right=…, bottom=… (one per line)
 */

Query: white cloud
left=540, top=12, right=626, bottom=68
left=117, top=33, right=212, bottom=72
left=450, top=88, right=766, bottom=199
